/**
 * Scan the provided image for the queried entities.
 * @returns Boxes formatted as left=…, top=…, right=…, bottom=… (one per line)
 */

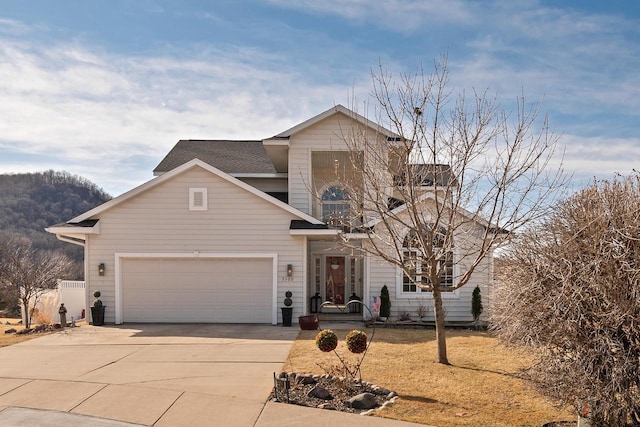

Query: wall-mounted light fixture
left=98, top=263, right=105, bottom=276
left=287, top=264, right=293, bottom=277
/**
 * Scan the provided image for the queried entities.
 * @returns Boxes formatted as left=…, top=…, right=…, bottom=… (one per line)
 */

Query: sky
left=0, top=0, right=638, bottom=197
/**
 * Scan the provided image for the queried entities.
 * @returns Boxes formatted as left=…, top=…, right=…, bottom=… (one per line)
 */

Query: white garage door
left=121, top=257, right=273, bottom=323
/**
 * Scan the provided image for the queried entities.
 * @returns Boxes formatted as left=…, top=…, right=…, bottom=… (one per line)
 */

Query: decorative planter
left=91, top=306, right=105, bottom=326
left=298, top=314, right=319, bottom=330
left=281, top=307, right=293, bottom=327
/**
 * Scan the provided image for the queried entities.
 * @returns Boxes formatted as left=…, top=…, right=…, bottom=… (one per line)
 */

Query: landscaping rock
left=308, top=385, right=332, bottom=400
left=15, top=328, right=31, bottom=335
left=4, top=328, right=16, bottom=334
left=296, top=374, right=317, bottom=385
left=346, top=392, right=378, bottom=410
left=279, top=371, right=397, bottom=414
left=373, top=386, right=391, bottom=395
left=317, top=403, right=336, bottom=410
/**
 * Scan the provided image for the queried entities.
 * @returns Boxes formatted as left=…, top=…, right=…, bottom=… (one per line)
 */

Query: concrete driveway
left=0, top=324, right=426, bottom=427
left=0, top=324, right=299, bottom=426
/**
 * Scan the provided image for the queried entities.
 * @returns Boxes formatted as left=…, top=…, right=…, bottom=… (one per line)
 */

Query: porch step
left=317, top=313, right=363, bottom=321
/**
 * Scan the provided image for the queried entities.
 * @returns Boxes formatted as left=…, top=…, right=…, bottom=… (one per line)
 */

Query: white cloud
left=267, top=0, right=474, bottom=32
left=0, top=1, right=638, bottom=198
left=548, top=134, right=640, bottom=191
left=0, top=34, right=365, bottom=195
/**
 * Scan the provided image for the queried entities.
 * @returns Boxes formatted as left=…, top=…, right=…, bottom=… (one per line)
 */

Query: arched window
left=322, top=186, right=351, bottom=231
left=402, top=227, right=454, bottom=292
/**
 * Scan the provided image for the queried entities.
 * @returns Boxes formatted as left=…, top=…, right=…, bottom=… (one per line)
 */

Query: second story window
left=322, top=186, right=351, bottom=231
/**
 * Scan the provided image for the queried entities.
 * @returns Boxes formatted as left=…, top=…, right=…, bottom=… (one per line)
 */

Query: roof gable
left=71, top=159, right=322, bottom=225
left=364, top=192, right=493, bottom=230
left=274, top=104, right=400, bottom=139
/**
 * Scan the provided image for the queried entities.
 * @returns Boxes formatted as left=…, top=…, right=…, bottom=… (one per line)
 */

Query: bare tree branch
left=0, top=234, right=72, bottom=328
left=332, top=55, right=567, bottom=364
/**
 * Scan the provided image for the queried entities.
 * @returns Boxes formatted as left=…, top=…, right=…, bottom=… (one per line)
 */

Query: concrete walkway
left=0, top=324, right=424, bottom=426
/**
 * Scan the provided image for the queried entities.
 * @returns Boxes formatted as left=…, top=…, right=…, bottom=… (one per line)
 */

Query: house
left=46, top=105, right=494, bottom=325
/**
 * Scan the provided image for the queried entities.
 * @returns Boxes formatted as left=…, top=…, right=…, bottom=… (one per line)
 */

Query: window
left=402, top=227, right=454, bottom=292
left=322, top=186, right=351, bottom=231
left=189, top=188, right=208, bottom=211
left=402, top=249, right=419, bottom=292
left=314, top=257, right=321, bottom=294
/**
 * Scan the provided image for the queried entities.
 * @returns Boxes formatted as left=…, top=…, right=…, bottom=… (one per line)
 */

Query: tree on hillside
left=490, top=173, right=640, bottom=425
left=0, top=170, right=111, bottom=281
left=334, top=55, right=566, bottom=364
left=0, top=234, right=72, bottom=328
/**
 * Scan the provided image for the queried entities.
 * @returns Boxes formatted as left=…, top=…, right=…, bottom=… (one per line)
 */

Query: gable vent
left=189, top=188, right=208, bottom=211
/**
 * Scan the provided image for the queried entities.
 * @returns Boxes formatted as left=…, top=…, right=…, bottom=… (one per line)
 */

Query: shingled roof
left=393, top=164, right=456, bottom=187
left=153, top=140, right=277, bottom=175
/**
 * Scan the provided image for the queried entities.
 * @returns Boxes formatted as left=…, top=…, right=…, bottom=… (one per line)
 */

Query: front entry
left=325, top=256, right=346, bottom=304
left=309, top=252, right=364, bottom=315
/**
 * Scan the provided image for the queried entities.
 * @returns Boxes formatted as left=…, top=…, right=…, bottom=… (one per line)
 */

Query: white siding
left=85, top=166, right=305, bottom=324
left=288, top=112, right=382, bottom=216
left=365, top=208, right=495, bottom=323
left=367, top=255, right=492, bottom=323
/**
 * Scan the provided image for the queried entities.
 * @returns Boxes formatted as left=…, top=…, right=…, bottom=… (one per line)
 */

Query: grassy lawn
left=283, top=328, right=573, bottom=427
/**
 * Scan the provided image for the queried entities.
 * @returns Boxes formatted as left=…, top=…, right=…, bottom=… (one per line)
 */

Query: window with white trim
left=321, top=186, right=351, bottom=232
left=402, top=227, right=454, bottom=293
left=189, top=188, right=208, bottom=211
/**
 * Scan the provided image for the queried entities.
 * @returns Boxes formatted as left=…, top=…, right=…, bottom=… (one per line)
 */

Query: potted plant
left=281, top=291, right=293, bottom=327
left=91, top=290, right=105, bottom=326
left=298, top=313, right=319, bottom=330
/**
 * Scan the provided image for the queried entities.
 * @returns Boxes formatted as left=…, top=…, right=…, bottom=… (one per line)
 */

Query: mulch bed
left=271, top=372, right=397, bottom=414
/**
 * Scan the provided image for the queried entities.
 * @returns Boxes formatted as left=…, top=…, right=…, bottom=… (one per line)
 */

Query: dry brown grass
left=0, top=319, right=42, bottom=347
left=0, top=317, right=76, bottom=348
left=283, top=328, right=574, bottom=427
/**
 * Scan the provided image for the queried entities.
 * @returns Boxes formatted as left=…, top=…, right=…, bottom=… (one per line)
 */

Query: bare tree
left=491, top=173, right=640, bottom=426
left=0, top=234, right=72, bottom=328
left=332, top=55, right=566, bottom=364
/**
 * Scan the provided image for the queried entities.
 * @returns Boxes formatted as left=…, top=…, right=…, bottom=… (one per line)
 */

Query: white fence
left=22, top=280, right=86, bottom=325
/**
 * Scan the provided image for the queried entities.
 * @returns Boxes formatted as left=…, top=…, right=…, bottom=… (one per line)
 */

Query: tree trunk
left=21, top=297, right=31, bottom=329
left=432, top=287, right=450, bottom=364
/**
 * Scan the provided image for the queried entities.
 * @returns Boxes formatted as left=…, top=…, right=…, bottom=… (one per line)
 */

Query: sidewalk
left=0, top=401, right=427, bottom=427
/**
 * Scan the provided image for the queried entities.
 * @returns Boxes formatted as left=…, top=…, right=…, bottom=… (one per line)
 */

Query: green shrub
left=380, top=285, right=391, bottom=318
left=471, top=286, right=483, bottom=322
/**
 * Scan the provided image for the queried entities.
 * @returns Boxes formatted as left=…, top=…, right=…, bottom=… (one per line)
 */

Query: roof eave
left=289, top=229, right=340, bottom=236
left=45, top=222, right=100, bottom=236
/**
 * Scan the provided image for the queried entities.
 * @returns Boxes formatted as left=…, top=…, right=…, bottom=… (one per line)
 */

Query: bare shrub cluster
left=491, top=173, right=640, bottom=425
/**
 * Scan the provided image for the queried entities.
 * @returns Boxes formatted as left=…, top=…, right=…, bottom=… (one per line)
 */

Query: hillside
left=0, top=170, right=111, bottom=276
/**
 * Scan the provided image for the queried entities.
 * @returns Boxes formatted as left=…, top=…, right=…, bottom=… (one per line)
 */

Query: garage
left=119, top=256, right=274, bottom=323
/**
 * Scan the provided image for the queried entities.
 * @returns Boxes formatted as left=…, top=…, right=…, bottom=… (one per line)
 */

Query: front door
left=325, top=256, right=346, bottom=304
